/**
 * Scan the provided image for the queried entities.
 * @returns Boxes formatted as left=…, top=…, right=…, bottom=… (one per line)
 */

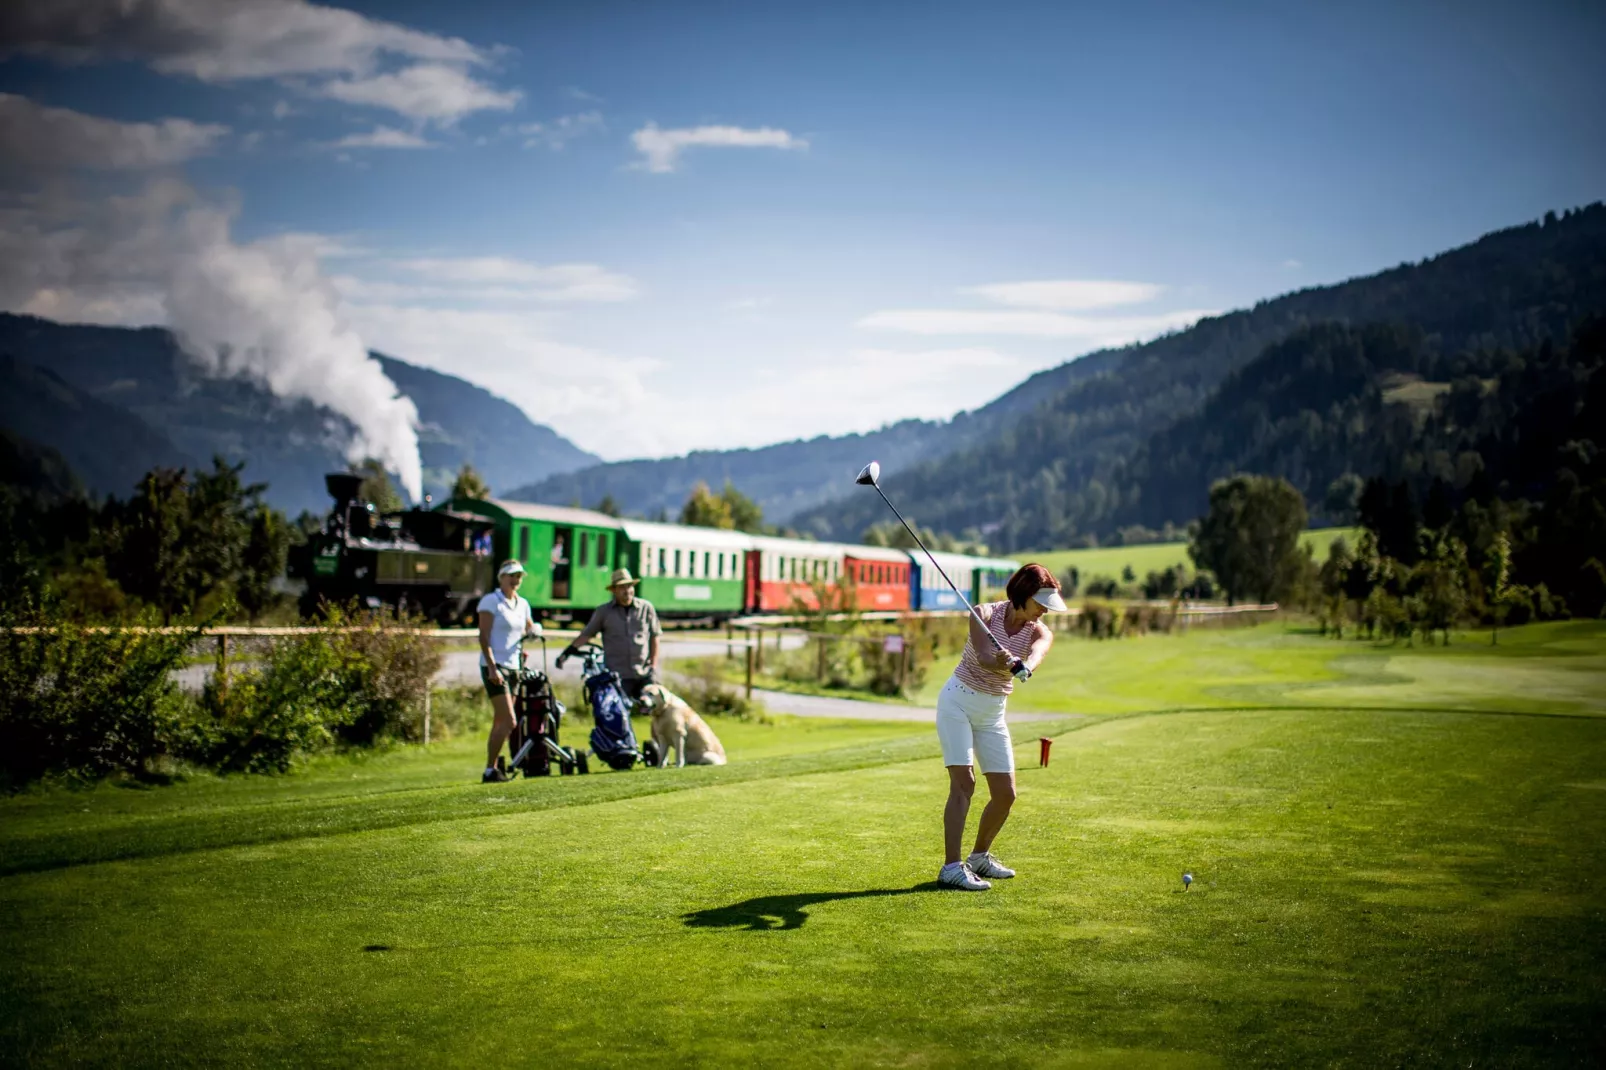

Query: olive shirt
left=573, top=598, right=662, bottom=681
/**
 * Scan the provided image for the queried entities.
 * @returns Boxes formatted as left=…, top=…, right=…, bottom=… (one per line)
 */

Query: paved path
left=433, top=634, right=808, bottom=688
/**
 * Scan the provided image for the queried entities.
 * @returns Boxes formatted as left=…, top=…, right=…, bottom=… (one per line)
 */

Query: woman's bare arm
left=968, top=605, right=1012, bottom=669
left=1023, top=625, right=1055, bottom=672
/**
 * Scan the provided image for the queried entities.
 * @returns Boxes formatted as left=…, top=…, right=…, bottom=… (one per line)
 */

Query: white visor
left=498, top=561, right=526, bottom=577
left=1033, top=588, right=1068, bottom=613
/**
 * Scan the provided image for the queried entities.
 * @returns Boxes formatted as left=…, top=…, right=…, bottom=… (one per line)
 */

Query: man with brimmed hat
left=478, top=559, right=543, bottom=783
left=557, top=566, right=662, bottom=701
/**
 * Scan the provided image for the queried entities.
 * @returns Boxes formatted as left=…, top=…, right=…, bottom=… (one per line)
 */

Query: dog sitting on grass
left=637, top=684, right=727, bottom=767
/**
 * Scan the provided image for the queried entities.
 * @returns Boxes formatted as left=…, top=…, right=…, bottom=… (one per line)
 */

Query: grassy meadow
left=1023, top=527, right=1359, bottom=587
left=2, top=621, right=1604, bottom=1066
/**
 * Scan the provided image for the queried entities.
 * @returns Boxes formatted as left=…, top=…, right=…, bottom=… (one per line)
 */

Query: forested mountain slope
left=0, top=355, right=191, bottom=498
left=791, top=204, right=1606, bottom=549
left=0, top=315, right=597, bottom=512
left=507, top=418, right=952, bottom=524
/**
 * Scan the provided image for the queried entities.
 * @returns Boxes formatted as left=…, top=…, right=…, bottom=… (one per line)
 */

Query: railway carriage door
left=552, top=526, right=572, bottom=601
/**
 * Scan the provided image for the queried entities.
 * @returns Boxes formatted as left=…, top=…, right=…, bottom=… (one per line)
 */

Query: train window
left=674, top=549, right=682, bottom=576
left=579, top=532, right=589, bottom=568
left=658, top=547, right=666, bottom=575
left=598, top=534, right=609, bottom=567
left=518, top=526, right=529, bottom=562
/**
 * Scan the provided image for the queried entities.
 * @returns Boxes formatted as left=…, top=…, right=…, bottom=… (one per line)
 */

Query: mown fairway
left=2, top=623, right=1603, bottom=1067
left=1024, top=527, right=1358, bottom=586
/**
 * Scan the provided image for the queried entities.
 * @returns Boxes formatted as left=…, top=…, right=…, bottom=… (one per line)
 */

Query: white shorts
left=935, top=675, right=1015, bottom=774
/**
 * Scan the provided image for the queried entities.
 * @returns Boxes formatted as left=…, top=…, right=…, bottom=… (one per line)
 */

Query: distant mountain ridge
left=789, top=203, right=1606, bottom=549
left=0, top=314, right=599, bottom=513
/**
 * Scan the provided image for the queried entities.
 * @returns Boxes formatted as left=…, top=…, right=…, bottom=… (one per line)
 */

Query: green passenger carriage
left=447, top=498, right=623, bottom=622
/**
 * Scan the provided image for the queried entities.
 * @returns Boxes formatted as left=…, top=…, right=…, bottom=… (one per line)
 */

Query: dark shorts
left=482, top=663, right=513, bottom=699
left=619, top=676, right=653, bottom=702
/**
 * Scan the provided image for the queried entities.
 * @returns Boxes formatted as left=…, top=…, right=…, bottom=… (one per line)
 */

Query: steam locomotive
left=288, top=473, right=496, bottom=624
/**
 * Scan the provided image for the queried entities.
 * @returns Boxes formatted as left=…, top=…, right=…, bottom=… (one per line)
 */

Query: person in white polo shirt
left=478, top=559, right=542, bottom=783
left=934, top=562, right=1065, bottom=891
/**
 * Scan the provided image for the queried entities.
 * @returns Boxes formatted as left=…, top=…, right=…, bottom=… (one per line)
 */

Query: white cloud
left=331, top=125, right=432, bottom=149
left=961, top=279, right=1163, bottom=311
left=630, top=122, right=807, bottom=173
left=507, top=110, right=603, bottom=150
left=338, top=302, right=661, bottom=458
left=1282, top=259, right=1303, bottom=270
left=321, top=63, right=519, bottom=124
left=389, top=257, right=639, bottom=303
left=0, top=0, right=515, bottom=123
left=857, top=307, right=1216, bottom=343
left=0, top=92, right=227, bottom=177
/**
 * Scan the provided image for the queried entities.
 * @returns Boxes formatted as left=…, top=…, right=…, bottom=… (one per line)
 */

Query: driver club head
left=855, top=461, right=881, bottom=487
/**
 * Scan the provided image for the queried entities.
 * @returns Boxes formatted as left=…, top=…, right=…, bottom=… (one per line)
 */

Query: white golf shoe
left=938, top=861, right=991, bottom=891
left=967, top=851, right=1015, bottom=879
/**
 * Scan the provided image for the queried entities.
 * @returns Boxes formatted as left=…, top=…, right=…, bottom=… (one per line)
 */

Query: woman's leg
left=485, top=691, right=516, bottom=768
left=944, top=765, right=977, bottom=864
left=972, top=771, right=1018, bottom=856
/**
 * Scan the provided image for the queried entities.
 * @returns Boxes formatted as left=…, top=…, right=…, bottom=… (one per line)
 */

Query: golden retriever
left=637, top=684, right=727, bottom=767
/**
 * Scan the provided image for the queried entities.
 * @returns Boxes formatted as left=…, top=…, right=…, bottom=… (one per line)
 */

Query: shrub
left=671, top=658, right=769, bottom=722
left=0, top=614, right=196, bottom=788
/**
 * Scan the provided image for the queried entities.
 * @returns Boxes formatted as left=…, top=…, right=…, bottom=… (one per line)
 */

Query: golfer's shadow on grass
left=683, top=882, right=943, bottom=931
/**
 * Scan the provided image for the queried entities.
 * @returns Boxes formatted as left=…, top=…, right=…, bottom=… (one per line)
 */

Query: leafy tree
left=721, top=480, right=764, bottom=533
left=594, top=494, right=622, bottom=517
left=1188, top=475, right=1309, bottom=605
left=238, top=506, right=290, bottom=623
left=1324, top=473, right=1364, bottom=525
left=680, top=481, right=736, bottom=529
left=451, top=464, right=491, bottom=501
left=356, top=459, right=404, bottom=513
left=105, top=468, right=192, bottom=623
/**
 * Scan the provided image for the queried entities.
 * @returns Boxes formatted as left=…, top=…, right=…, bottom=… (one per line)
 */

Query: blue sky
left=2, top=0, right=1603, bottom=469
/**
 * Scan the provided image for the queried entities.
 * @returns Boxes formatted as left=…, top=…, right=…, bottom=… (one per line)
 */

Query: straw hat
left=609, top=567, right=640, bottom=589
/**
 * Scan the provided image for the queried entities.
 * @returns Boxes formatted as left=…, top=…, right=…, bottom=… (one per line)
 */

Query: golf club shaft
left=870, top=484, right=1011, bottom=659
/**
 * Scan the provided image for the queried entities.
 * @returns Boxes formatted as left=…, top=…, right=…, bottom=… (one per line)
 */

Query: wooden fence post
left=755, top=627, right=764, bottom=672
left=422, top=683, right=432, bottom=745
left=745, top=643, right=754, bottom=700
left=215, top=634, right=229, bottom=696
left=726, top=623, right=733, bottom=660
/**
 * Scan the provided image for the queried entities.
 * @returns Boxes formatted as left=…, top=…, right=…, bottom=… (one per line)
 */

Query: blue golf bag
left=576, top=648, right=660, bottom=771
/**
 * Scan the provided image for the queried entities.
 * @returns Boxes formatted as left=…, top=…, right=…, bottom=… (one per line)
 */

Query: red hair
left=1006, top=563, right=1059, bottom=609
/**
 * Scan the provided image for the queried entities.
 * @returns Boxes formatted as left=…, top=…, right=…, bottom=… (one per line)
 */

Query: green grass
left=1023, top=526, right=1360, bottom=584
left=2, top=622, right=1604, bottom=1066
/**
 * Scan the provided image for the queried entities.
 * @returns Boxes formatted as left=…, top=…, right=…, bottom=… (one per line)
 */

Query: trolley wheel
left=559, top=755, right=575, bottom=776
left=576, top=752, right=590, bottom=775
left=642, top=740, right=661, bottom=768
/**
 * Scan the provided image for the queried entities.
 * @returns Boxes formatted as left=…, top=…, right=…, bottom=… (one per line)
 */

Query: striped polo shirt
left=953, top=600, right=1047, bottom=696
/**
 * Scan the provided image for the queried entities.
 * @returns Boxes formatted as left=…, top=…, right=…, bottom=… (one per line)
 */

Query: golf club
left=855, top=461, right=1030, bottom=681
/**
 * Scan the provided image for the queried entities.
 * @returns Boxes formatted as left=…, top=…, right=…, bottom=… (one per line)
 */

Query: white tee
left=477, top=590, right=537, bottom=669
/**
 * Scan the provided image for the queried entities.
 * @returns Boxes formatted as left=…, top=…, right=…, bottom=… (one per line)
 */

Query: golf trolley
left=500, top=636, right=589, bottom=778
left=560, top=645, right=661, bottom=771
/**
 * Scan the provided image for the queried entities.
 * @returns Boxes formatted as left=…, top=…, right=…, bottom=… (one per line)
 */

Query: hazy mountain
left=789, top=203, right=1606, bottom=550
left=507, top=418, right=954, bottom=527
left=0, top=314, right=598, bottom=513
left=0, top=355, right=191, bottom=499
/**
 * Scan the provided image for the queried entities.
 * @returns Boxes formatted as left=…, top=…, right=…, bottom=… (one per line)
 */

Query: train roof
left=471, top=498, right=625, bottom=529
left=841, top=544, right=913, bottom=564
left=617, top=519, right=755, bottom=550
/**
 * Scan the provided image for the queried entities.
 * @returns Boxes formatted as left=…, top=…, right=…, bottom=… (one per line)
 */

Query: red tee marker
left=1039, top=737, right=1053, bottom=767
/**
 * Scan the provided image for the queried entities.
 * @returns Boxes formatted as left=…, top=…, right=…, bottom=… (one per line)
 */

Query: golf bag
left=505, top=666, right=589, bottom=777
left=577, top=648, right=660, bottom=771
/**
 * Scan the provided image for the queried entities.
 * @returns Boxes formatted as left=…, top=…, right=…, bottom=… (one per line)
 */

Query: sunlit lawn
left=1021, top=526, right=1359, bottom=585
left=1, top=621, right=1602, bottom=1067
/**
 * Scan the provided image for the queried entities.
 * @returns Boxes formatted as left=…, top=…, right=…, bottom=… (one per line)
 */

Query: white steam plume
left=0, top=94, right=423, bottom=499
left=165, top=207, right=424, bottom=500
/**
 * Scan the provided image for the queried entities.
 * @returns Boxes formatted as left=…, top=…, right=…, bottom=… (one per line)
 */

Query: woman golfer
left=479, top=559, right=542, bottom=783
left=936, top=563, right=1065, bottom=890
